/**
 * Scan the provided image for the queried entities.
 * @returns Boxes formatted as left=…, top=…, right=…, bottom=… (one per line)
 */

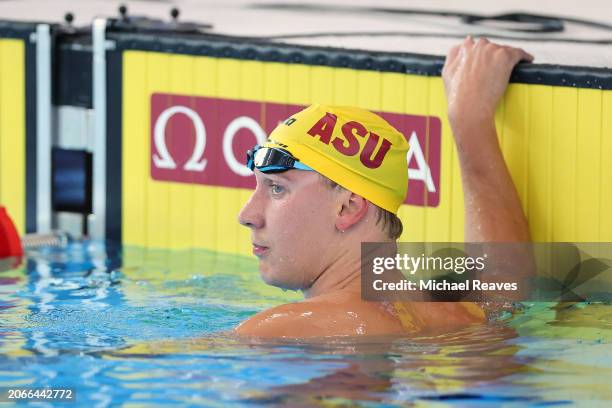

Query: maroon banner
left=150, top=94, right=441, bottom=207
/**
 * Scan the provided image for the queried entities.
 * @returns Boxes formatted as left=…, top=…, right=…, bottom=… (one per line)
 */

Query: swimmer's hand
left=442, top=36, right=533, bottom=136
left=441, top=37, right=532, bottom=243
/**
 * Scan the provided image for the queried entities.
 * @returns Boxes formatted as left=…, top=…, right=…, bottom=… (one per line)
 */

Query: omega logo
left=152, top=106, right=267, bottom=176
left=153, top=106, right=208, bottom=171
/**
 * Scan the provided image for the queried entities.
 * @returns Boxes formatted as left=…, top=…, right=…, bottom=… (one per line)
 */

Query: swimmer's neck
left=302, top=261, right=361, bottom=299
left=301, top=240, right=397, bottom=299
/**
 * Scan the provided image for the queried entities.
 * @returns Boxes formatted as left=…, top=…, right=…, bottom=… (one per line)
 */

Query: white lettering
left=472, top=280, right=518, bottom=291
left=407, top=131, right=436, bottom=193
left=373, top=257, right=385, bottom=274
left=223, top=116, right=267, bottom=176
left=153, top=106, right=208, bottom=171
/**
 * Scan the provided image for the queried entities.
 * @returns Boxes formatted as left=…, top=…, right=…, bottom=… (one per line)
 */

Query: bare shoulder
left=234, top=300, right=402, bottom=338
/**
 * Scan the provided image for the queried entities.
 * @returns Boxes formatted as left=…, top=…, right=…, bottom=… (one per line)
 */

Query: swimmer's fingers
left=495, top=42, right=533, bottom=63
left=442, top=36, right=473, bottom=83
left=507, top=46, right=534, bottom=63
left=471, top=38, right=534, bottom=66
left=442, top=44, right=461, bottom=76
left=518, top=49, right=534, bottom=63
left=444, top=44, right=460, bottom=66
left=472, top=44, right=534, bottom=86
left=443, top=37, right=533, bottom=127
left=457, top=35, right=475, bottom=61
left=498, top=45, right=535, bottom=66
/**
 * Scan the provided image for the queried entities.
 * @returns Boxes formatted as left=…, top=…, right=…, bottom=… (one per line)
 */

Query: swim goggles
left=246, top=145, right=314, bottom=173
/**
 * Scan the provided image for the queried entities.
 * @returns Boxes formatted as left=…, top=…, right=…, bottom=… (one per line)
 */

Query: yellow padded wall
left=122, top=51, right=611, bottom=254
left=0, top=39, right=25, bottom=235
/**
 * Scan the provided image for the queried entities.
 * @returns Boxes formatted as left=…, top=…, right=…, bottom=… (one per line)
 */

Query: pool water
left=1, top=241, right=610, bottom=407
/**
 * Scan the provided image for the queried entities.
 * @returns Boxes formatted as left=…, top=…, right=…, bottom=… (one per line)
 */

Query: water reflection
left=235, top=325, right=533, bottom=405
left=102, top=323, right=542, bottom=406
left=0, top=241, right=127, bottom=397
left=0, top=263, right=30, bottom=361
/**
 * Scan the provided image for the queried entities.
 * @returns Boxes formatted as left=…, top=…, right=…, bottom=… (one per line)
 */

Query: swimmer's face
left=238, top=170, right=340, bottom=290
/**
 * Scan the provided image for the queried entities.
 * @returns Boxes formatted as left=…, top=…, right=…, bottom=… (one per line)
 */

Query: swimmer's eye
left=270, top=184, right=285, bottom=195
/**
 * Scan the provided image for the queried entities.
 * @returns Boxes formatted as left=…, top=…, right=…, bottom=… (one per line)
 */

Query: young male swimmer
left=235, top=38, right=533, bottom=338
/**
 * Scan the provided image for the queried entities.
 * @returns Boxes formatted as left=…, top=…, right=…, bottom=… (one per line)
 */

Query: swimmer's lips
left=252, top=243, right=269, bottom=257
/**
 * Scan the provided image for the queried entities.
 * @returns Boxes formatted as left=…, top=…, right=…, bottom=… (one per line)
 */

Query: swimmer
left=235, top=37, right=534, bottom=338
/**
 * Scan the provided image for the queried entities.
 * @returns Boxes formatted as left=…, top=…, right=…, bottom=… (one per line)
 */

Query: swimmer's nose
left=238, top=191, right=264, bottom=229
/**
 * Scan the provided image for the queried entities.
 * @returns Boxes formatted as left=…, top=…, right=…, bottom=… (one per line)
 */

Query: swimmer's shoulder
left=394, top=301, right=486, bottom=331
left=233, top=299, right=403, bottom=338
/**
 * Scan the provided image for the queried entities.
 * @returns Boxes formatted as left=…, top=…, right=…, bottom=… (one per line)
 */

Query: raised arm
left=442, top=37, right=532, bottom=242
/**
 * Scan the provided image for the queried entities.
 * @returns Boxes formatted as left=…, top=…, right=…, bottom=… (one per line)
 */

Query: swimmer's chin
left=258, top=264, right=279, bottom=286
left=258, top=266, right=303, bottom=291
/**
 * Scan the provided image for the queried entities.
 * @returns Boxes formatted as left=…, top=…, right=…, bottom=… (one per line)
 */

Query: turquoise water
left=0, top=241, right=611, bottom=407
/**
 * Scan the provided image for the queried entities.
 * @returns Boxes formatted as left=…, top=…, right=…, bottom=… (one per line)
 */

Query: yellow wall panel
left=380, top=73, right=405, bottom=113
left=601, top=92, right=612, bottom=241
left=404, top=74, right=429, bottom=116
left=214, top=187, right=250, bottom=255
left=122, top=51, right=149, bottom=247
left=0, top=39, right=25, bottom=235
left=217, top=59, right=241, bottom=99
left=550, top=87, right=578, bottom=241
left=501, top=84, right=529, bottom=216
left=192, top=184, right=219, bottom=251
left=241, top=60, right=264, bottom=102
left=237, top=189, right=254, bottom=257
left=575, top=89, right=602, bottom=241
left=357, top=70, right=381, bottom=111
left=333, top=68, right=357, bottom=106
left=287, top=64, right=310, bottom=105
left=310, top=66, right=334, bottom=105
left=527, top=85, right=553, bottom=241
left=263, top=62, right=287, bottom=104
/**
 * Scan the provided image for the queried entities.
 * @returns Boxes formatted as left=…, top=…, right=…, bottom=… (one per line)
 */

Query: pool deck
left=0, top=0, right=610, bottom=67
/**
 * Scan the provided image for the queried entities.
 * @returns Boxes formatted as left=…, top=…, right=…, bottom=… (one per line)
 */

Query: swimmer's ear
left=335, top=192, right=369, bottom=232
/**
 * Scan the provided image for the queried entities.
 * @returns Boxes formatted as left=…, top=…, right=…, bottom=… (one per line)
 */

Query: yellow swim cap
left=263, top=104, right=409, bottom=214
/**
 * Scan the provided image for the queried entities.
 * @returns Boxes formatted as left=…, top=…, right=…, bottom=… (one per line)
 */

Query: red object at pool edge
left=0, top=206, right=23, bottom=259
